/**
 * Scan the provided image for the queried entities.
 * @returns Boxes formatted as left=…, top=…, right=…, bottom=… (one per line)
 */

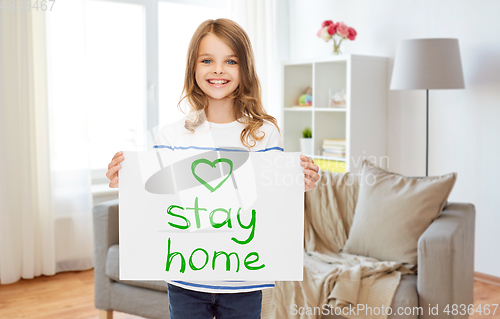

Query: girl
left=106, top=18, right=320, bottom=319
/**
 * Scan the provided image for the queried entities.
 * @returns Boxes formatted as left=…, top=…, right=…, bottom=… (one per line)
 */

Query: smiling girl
left=106, top=18, right=320, bottom=318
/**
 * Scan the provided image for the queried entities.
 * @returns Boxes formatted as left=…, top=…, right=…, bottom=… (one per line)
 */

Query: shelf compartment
left=313, top=111, right=346, bottom=156
left=283, top=110, right=312, bottom=153
left=313, top=61, right=347, bottom=109
left=284, top=64, right=313, bottom=111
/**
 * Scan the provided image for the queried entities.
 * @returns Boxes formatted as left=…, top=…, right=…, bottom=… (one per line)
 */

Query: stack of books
left=322, top=139, right=346, bottom=158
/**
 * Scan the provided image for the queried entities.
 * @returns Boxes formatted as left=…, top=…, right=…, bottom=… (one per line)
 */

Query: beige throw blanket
left=262, top=171, right=415, bottom=319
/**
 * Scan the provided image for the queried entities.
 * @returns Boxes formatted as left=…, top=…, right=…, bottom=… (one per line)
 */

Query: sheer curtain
left=0, top=1, right=94, bottom=284
left=229, top=0, right=282, bottom=123
left=46, top=0, right=94, bottom=273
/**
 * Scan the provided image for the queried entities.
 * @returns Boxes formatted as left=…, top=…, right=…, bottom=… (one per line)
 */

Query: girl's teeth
left=209, top=80, right=228, bottom=84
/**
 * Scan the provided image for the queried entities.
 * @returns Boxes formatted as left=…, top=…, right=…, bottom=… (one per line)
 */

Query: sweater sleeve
left=153, top=125, right=174, bottom=151
left=266, top=125, right=285, bottom=152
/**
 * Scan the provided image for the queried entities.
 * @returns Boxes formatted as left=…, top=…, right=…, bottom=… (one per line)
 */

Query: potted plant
left=300, top=127, right=313, bottom=155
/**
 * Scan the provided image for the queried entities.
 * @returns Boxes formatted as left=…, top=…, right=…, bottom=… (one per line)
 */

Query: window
left=84, top=0, right=146, bottom=171
left=47, top=0, right=230, bottom=186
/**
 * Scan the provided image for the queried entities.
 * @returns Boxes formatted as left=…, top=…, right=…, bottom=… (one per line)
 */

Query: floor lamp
left=390, top=38, right=465, bottom=176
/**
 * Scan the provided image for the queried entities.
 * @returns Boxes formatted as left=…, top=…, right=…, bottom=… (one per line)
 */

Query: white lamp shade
left=390, top=38, right=465, bottom=90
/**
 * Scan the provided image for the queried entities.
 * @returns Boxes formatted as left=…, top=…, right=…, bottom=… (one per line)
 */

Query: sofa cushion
left=106, top=244, right=168, bottom=292
left=342, top=160, right=457, bottom=267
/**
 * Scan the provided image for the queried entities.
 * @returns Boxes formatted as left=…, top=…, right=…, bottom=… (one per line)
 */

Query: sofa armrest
left=417, top=202, right=475, bottom=319
left=92, top=199, right=120, bottom=310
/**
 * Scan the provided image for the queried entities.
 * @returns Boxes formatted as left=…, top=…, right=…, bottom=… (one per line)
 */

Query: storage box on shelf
left=281, top=54, right=388, bottom=173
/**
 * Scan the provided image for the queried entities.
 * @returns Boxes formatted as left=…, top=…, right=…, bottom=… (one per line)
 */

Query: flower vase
left=332, top=37, right=343, bottom=55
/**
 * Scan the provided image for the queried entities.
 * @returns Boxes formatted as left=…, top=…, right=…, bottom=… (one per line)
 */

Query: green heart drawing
left=191, top=158, right=233, bottom=193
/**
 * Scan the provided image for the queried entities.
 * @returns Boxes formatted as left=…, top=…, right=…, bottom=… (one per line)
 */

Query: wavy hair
left=176, top=18, right=281, bottom=148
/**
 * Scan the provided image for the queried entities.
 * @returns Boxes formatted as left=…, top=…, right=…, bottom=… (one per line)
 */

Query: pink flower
left=327, top=23, right=338, bottom=35
left=316, top=27, right=324, bottom=38
left=318, top=19, right=357, bottom=43
left=322, top=20, right=334, bottom=28
left=336, top=22, right=349, bottom=38
left=347, top=27, right=357, bottom=41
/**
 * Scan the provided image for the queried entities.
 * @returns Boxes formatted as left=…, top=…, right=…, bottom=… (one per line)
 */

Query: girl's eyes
left=201, top=59, right=237, bottom=65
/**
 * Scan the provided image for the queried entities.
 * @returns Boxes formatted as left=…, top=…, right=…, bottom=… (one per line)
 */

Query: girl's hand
left=106, top=151, right=124, bottom=188
left=300, top=155, right=320, bottom=192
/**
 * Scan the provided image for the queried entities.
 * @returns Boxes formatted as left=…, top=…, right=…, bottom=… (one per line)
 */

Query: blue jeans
left=167, top=283, right=262, bottom=319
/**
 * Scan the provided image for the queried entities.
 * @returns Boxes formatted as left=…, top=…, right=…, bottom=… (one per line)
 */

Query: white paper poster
left=119, top=150, right=304, bottom=281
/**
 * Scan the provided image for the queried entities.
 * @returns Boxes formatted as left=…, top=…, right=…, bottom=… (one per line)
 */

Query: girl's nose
left=212, top=63, right=224, bottom=74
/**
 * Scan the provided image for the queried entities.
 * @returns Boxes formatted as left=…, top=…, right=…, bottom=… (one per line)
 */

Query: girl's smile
left=206, top=78, right=231, bottom=88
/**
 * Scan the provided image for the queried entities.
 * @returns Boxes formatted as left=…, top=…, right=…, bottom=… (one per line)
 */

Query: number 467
left=33, top=0, right=56, bottom=11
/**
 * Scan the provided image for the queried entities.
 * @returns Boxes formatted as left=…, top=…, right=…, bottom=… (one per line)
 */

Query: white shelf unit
left=281, top=54, right=388, bottom=173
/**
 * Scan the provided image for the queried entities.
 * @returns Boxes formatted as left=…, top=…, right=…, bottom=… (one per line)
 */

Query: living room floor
left=0, top=269, right=499, bottom=319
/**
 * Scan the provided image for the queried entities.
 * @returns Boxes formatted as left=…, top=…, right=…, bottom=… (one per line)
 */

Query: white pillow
left=342, top=160, right=457, bottom=267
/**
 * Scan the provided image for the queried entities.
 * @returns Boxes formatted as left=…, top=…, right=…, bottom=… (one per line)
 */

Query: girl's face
left=195, top=33, right=240, bottom=101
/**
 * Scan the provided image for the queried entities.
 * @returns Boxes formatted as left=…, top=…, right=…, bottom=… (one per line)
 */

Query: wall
left=288, top=0, right=500, bottom=277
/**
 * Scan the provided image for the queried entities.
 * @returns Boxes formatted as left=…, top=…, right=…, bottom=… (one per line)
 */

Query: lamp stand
left=425, top=89, right=429, bottom=177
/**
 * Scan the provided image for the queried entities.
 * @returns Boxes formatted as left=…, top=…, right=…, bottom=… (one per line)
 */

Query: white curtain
left=229, top=0, right=284, bottom=124
left=0, top=2, right=94, bottom=285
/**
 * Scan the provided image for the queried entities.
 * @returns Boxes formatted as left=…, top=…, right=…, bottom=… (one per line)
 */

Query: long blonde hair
left=177, top=18, right=280, bottom=148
